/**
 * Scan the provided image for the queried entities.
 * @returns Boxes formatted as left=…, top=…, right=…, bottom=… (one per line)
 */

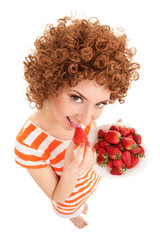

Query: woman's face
left=47, top=79, right=111, bottom=131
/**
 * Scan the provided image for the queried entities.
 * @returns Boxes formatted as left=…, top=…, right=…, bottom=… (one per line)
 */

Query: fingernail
left=80, top=142, right=85, bottom=148
left=86, top=141, right=90, bottom=147
left=92, top=147, right=96, bottom=152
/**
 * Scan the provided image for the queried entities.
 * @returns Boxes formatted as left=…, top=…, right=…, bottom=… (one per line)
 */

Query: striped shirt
left=15, top=119, right=101, bottom=217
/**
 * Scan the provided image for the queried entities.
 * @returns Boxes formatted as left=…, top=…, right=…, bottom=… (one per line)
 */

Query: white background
left=0, top=0, right=160, bottom=239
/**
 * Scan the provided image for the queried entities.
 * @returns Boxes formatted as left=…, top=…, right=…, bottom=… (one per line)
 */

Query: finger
left=117, top=118, right=122, bottom=122
left=65, top=141, right=75, bottom=154
left=74, top=143, right=86, bottom=166
left=86, top=142, right=97, bottom=167
left=79, top=142, right=92, bottom=171
left=92, top=149, right=97, bottom=165
left=88, top=149, right=96, bottom=169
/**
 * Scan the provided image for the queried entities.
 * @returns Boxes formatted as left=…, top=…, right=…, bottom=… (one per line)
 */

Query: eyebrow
left=69, top=90, right=110, bottom=103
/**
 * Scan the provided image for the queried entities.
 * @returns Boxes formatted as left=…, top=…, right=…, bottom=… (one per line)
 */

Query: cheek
left=93, top=109, right=104, bottom=120
left=53, top=98, right=71, bottom=116
left=51, top=98, right=63, bottom=114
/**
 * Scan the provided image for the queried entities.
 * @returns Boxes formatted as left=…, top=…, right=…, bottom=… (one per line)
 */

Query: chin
left=61, top=118, right=74, bottom=131
left=64, top=125, right=74, bottom=131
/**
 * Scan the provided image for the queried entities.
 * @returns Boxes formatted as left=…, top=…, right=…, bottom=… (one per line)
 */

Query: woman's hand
left=63, top=141, right=96, bottom=176
left=117, top=118, right=122, bottom=122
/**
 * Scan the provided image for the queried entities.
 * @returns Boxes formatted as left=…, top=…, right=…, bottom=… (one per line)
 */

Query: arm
left=27, top=141, right=96, bottom=203
left=27, top=166, right=78, bottom=202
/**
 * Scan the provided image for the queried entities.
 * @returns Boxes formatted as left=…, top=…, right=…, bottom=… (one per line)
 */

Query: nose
left=79, top=106, right=93, bottom=126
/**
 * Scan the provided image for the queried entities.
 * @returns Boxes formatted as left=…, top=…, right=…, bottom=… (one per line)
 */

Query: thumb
left=117, top=118, right=122, bottom=122
left=65, top=140, right=76, bottom=158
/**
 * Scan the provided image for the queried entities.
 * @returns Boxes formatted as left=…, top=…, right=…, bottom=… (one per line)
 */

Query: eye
left=96, top=102, right=108, bottom=108
left=70, top=95, right=83, bottom=103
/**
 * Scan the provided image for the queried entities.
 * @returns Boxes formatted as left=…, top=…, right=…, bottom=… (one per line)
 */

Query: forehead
left=68, top=79, right=111, bottom=100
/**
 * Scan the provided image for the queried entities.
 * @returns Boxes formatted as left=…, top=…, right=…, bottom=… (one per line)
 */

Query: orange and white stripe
left=15, top=119, right=101, bottom=218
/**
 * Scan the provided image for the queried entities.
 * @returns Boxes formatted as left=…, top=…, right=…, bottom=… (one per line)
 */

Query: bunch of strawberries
left=94, top=125, right=145, bottom=175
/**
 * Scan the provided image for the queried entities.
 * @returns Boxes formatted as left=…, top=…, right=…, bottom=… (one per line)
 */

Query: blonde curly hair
left=24, top=16, right=140, bottom=109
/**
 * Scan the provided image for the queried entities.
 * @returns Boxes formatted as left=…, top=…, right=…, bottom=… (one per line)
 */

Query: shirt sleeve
left=14, top=138, right=48, bottom=169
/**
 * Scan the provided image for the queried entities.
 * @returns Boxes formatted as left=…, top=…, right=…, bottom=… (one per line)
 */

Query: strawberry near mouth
left=67, top=117, right=81, bottom=128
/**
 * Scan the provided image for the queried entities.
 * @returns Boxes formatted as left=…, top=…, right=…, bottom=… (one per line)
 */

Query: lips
left=67, top=117, right=81, bottom=128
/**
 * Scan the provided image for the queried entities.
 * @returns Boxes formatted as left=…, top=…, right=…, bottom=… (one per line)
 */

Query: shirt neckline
left=27, top=118, right=72, bottom=143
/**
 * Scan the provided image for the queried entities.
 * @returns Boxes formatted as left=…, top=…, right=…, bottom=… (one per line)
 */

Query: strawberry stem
left=121, top=166, right=127, bottom=174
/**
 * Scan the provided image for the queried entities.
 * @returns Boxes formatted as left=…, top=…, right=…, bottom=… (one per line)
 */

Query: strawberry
left=98, top=148, right=108, bottom=160
left=97, top=156, right=107, bottom=167
left=99, top=140, right=110, bottom=148
left=130, top=146, right=141, bottom=155
left=115, top=142, right=124, bottom=151
left=133, top=133, right=141, bottom=145
left=120, top=126, right=130, bottom=136
left=73, top=127, right=88, bottom=145
left=110, top=168, right=123, bottom=175
left=98, top=129, right=105, bottom=138
left=127, top=134, right=134, bottom=140
left=113, top=159, right=123, bottom=169
left=98, top=138, right=104, bottom=143
left=106, top=145, right=122, bottom=160
left=138, top=146, right=145, bottom=157
left=121, top=150, right=131, bottom=166
left=95, top=123, right=145, bottom=176
left=93, top=143, right=99, bottom=152
left=104, top=130, right=121, bottom=144
left=106, top=158, right=114, bottom=168
left=130, top=128, right=136, bottom=135
left=122, top=162, right=126, bottom=167
left=126, top=155, right=139, bottom=169
left=122, top=137, right=137, bottom=150
left=109, top=125, right=120, bottom=131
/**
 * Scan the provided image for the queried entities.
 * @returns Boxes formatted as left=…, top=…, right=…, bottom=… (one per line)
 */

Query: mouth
left=66, top=117, right=82, bottom=129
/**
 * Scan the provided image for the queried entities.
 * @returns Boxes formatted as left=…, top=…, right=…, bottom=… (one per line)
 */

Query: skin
left=28, top=78, right=111, bottom=229
left=30, top=79, right=110, bottom=140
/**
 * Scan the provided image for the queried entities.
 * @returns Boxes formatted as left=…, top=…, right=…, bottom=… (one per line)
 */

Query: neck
left=30, top=106, right=75, bottom=141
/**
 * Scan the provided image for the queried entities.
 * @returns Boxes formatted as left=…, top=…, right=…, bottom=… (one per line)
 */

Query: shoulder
left=15, top=120, right=48, bottom=169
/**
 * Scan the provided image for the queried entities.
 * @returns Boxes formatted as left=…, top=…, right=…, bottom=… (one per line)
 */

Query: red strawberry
left=98, top=148, right=108, bottom=160
left=122, top=137, right=137, bottom=150
left=97, top=156, right=107, bottom=167
left=130, top=147, right=141, bottom=155
left=122, top=162, right=126, bottom=167
left=73, top=127, right=88, bottom=145
left=126, top=155, right=139, bottom=169
left=120, top=127, right=130, bottom=136
left=138, top=146, right=145, bottom=157
left=106, top=158, right=114, bottom=168
left=104, top=130, right=121, bottom=144
left=106, top=145, right=122, bottom=160
left=113, top=159, right=123, bottom=169
left=115, top=142, right=124, bottom=151
left=109, top=125, right=120, bottom=131
left=133, top=133, right=141, bottom=145
left=98, top=129, right=105, bottom=138
left=93, top=143, right=99, bottom=152
left=130, top=128, right=136, bottom=135
left=127, top=134, right=134, bottom=140
left=110, top=168, right=123, bottom=175
left=99, top=140, right=110, bottom=148
left=98, top=138, right=104, bottom=143
left=121, top=150, right=131, bottom=166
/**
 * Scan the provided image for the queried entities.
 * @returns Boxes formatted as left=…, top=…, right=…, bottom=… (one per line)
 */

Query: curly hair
left=24, top=16, right=140, bottom=109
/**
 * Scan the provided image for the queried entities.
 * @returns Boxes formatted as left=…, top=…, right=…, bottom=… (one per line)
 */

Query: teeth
left=69, top=118, right=81, bottom=128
